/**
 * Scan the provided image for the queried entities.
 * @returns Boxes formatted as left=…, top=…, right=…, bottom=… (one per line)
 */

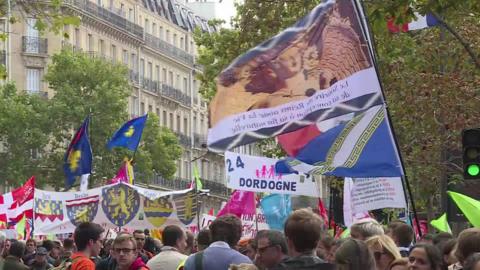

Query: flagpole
left=355, top=0, right=422, bottom=237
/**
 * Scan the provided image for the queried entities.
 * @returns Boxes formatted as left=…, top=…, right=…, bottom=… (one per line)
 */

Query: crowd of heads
left=1, top=210, right=480, bottom=270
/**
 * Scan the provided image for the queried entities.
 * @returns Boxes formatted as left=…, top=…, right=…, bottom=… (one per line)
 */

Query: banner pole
left=354, top=0, right=422, bottom=237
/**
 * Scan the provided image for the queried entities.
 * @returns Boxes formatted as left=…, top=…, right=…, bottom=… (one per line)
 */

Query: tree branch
left=431, top=12, right=480, bottom=70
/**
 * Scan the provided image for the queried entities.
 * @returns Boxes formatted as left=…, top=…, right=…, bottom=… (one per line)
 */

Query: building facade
left=3, top=0, right=234, bottom=212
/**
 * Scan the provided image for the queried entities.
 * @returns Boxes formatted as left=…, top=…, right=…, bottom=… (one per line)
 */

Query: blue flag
left=260, top=194, right=292, bottom=230
left=64, top=117, right=92, bottom=188
left=107, top=114, right=148, bottom=151
left=276, top=105, right=403, bottom=178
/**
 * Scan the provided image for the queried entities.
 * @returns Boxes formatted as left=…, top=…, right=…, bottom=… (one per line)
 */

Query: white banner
left=201, top=211, right=269, bottom=239
left=344, top=177, right=406, bottom=223
left=34, top=183, right=197, bottom=235
left=225, top=152, right=321, bottom=197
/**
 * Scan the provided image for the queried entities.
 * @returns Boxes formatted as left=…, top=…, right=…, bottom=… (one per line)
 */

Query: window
left=183, top=118, right=188, bottom=134
left=183, top=77, right=188, bottom=93
left=140, top=102, right=145, bottom=115
left=87, top=34, right=93, bottom=51
left=131, top=96, right=139, bottom=116
left=162, top=68, right=167, bottom=83
left=176, top=115, right=181, bottom=132
left=148, top=105, right=153, bottom=112
left=169, top=113, right=174, bottom=129
left=120, top=3, right=124, bottom=13
left=184, top=161, right=189, bottom=179
left=123, top=49, right=128, bottom=65
left=169, top=71, right=173, bottom=85
left=166, top=30, right=170, bottom=42
left=180, top=37, right=184, bottom=49
left=128, top=8, right=134, bottom=21
left=193, top=113, right=197, bottom=133
left=152, top=23, right=157, bottom=36
left=173, top=33, right=177, bottom=46
left=200, top=115, right=204, bottom=134
left=74, top=28, right=81, bottom=48
left=147, top=62, right=152, bottom=80
left=176, top=74, right=180, bottom=89
left=26, top=18, right=39, bottom=53
left=144, top=19, right=150, bottom=33
left=97, top=0, right=102, bottom=6
left=98, top=39, right=105, bottom=56
left=131, top=53, right=137, bottom=71
left=155, top=65, right=160, bottom=81
left=159, top=26, right=164, bottom=39
left=163, top=111, right=167, bottom=126
left=110, top=44, right=117, bottom=61
left=184, top=36, right=188, bottom=51
left=26, top=68, right=41, bottom=93
left=139, top=58, right=145, bottom=78
left=156, top=108, right=160, bottom=117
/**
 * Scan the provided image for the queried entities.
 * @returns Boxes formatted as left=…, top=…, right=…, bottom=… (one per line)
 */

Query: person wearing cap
left=30, top=247, right=53, bottom=270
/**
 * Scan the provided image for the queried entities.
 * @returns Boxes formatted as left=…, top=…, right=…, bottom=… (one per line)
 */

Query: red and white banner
left=0, top=177, right=35, bottom=231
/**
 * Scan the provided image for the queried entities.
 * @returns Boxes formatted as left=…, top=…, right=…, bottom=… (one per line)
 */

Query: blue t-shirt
left=184, top=241, right=252, bottom=270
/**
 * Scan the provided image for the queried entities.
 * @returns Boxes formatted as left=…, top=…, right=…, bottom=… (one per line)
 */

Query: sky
left=216, top=0, right=240, bottom=27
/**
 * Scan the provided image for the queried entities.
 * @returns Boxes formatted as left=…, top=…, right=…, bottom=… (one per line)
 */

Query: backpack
left=50, top=256, right=82, bottom=270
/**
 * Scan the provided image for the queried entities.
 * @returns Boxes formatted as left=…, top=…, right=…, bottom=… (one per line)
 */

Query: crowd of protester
left=0, top=209, right=480, bottom=270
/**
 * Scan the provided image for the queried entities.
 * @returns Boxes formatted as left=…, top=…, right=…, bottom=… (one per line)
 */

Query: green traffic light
left=467, top=164, right=480, bottom=176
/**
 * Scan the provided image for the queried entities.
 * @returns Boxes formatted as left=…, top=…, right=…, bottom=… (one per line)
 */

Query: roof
left=141, top=0, right=217, bottom=33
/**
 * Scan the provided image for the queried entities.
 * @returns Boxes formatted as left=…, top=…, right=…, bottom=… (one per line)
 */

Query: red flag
left=208, top=208, right=215, bottom=216
left=277, top=124, right=321, bottom=157
left=217, top=190, right=256, bottom=218
left=317, top=198, right=329, bottom=227
left=8, top=176, right=35, bottom=224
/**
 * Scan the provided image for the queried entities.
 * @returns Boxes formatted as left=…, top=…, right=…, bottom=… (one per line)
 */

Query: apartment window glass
left=183, top=118, right=188, bottom=134
left=128, top=8, right=133, bottom=21
left=162, top=68, right=167, bottom=83
left=173, top=34, right=177, bottom=46
left=139, top=58, right=145, bottom=78
left=156, top=108, right=160, bottom=117
left=74, top=28, right=81, bottom=48
left=110, top=44, right=117, bottom=61
left=131, top=96, right=139, bottom=116
left=148, top=105, right=153, bottom=112
left=97, top=0, right=102, bottom=6
left=166, top=30, right=170, bottom=42
left=152, top=23, right=157, bottom=36
left=169, top=113, right=174, bottom=129
left=176, top=115, right=181, bottom=132
left=26, top=18, right=39, bottom=53
left=193, top=114, right=197, bottom=133
left=26, top=68, right=41, bottom=93
left=183, top=77, right=188, bottom=93
left=147, top=62, right=152, bottom=80
left=131, top=53, right=137, bottom=71
left=87, top=34, right=93, bottom=51
left=176, top=74, right=180, bottom=89
left=180, top=37, right=184, bottom=49
left=169, top=71, right=173, bottom=85
left=155, top=65, right=160, bottom=81
left=200, top=115, right=204, bottom=134
left=123, top=50, right=128, bottom=65
left=144, top=19, right=150, bottom=33
left=184, top=161, right=189, bottom=179
left=98, top=39, right=105, bottom=55
left=140, top=102, right=145, bottom=115
left=162, top=111, right=167, bottom=126
left=159, top=26, right=163, bottom=39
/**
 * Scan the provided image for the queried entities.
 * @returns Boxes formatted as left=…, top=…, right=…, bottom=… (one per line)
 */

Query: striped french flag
left=388, top=13, right=439, bottom=33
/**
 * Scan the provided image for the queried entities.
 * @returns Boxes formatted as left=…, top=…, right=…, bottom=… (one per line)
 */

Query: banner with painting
left=201, top=210, right=269, bottom=239
left=34, top=182, right=196, bottom=235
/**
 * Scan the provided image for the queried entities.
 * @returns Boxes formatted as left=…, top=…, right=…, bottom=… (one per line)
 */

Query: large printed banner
left=225, top=151, right=321, bottom=197
left=201, top=211, right=269, bottom=239
left=208, top=0, right=385, bottom=152
left=343, top=177, right=406, bottom=226
left=34, top=183, right=197, bottom=235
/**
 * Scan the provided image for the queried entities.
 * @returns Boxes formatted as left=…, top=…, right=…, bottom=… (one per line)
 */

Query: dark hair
left=144, top=229, right=150, bottom=236
left=26, top=239, right=36, bottom=245
left=319, top=235, right=335, bottom=250
left=197, top=229, right=212, bottom=248
left=73, top=222, right=105, bottom=251
left=255, top=230, right=288, bottom=254
left=63, top=238, right=74, bottom=250
left=464, top=253, right=480, bottom=270
left=162, top=225, right=185, bottom=247
left=42, top=240, right=54, bottom=252
left=9, top=241, right=26, bottom=258
left=389, top=221, right=414, bottom=247
left=456, top=228, right=480, bottom=264
left=409, top=243, right=443, bottom=270
left=209, top=214, right=242, bottom=247
left=335, top=238, right=375, bottom=270
left=133, top=230, right=144, bottom=235
left=422, top=233, right=435, bottom=242
left=144, top=237, right=158, bottom=255
left=284, top=209, right=323, bottom=253
left=433, top=232, right=453, bottom=246
left=186, top=231, right=194, bottom=248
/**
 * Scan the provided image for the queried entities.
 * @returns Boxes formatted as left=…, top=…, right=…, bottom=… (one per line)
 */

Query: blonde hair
left=366, top=235, right=401, bottom=260
left=113, top=234, right=137, bottom=250
left=228, top=264, right=258, bottom=270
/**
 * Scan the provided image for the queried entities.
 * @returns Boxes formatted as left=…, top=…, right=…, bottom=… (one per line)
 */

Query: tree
left=0, top=83, right=51, bottom=186
left=43, top=49, right=182, bottom=189
left=194, top=0, right=480, bottom=218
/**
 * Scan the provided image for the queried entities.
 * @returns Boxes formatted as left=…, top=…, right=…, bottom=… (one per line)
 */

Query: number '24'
left=226, top=156, right=245, bottom=172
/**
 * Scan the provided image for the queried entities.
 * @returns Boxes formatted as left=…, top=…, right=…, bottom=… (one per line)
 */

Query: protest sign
left=34, top=182, right=196, bottom=235
left=225, top=151, right=321, bottom=197
left=343, top=177, right=406, bottom=226
left=201, top=210, right=269, bottom=239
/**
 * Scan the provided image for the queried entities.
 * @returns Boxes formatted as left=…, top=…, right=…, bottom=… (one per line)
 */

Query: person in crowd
left=112, top=234, right=149, bottom=270
left=350, top=218, right=384, bottom=241
left=238, top=239, right=256, bottom=262
left=387, top=221, right=414, bottom=257
left=3, top=240, right=29, bottom=270
left=30, top=247, right=53, bottom=270
left=327, top=239, right=346, bottom=264
left=229, top=264, right=259, bottom=270
left=3, top=239, right=12, bottom=258
left=440, top=239, right=457, bottom=270
left=96, top=239, right=117, bottom=270
left=70, top=222, right=104, bottom=270
left=147, top=225, right=188, bottom=270
left=23, top=239, right=37, bottom=266
left=196, top=229, right=211, bottom=252
left=335, top=238, right=376, bottom=270
left=144, top=237, right=159, bottom=256
left=408, top=243, right=442, bottom=270
left=254, top=230, right=288, bottom=270
left=133, top=230, right=154, bottom=261
left=463, top=253, right=480, bottom=270
left=389, top=258, right=408, bottom=270
left=48, top=241, right=62, bottom=266
left=454, top=228, right=480, bottom=269
left=0, top=232, right=6, bottom=266
left=270, top=208, right=334, bottom=270
left=420, top=234, right=435, bottom=245
left=99, top=239, right=114, bottom=259
left=183, top=214, right=252, bottom=270
left=317, top=235, right=335, bottom=261
left=366, top=235, right=402, bottom=270
left=433, top=233, right=454, bottom=248
left=184, top=231, right=195, bottom=256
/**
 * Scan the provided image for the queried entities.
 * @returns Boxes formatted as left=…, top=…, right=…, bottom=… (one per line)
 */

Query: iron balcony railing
left=161, top=83, right=191, bottom=107
left=22, top=36, right=48, bottom=54
left=144, top=33, right=194, bottom=66
left=193, top=132, right=207, bottom=149
left=65, top=0, right=143, bottom=39
left=141, top=77, right=161, bottom=94
left=174, top=132, right=192, bottom=147
left=129, top=70, right=139, bottom=84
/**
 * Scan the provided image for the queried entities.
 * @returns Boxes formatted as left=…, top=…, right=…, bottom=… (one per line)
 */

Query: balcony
left=144, top=33, right=194, bottom=66
left=129, top=70, right=139, bottom=84
left=193, top=132, right=207, bottom=149
left=65, top=0, right=143, bottom=39
left=161, top=83, right=191, bottom=107
left=22, top=36, right=48, bottom=54
left=174, top=132, right=192, bottom=147
left=141, top=77, right=160, bottom=94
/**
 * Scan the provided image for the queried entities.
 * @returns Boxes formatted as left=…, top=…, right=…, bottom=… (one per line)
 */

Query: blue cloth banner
left=260, top=194, right=292, bottom=230
left=107, top=114, right=148, bottom=151
left=64, top=116, right=92, bottom=188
